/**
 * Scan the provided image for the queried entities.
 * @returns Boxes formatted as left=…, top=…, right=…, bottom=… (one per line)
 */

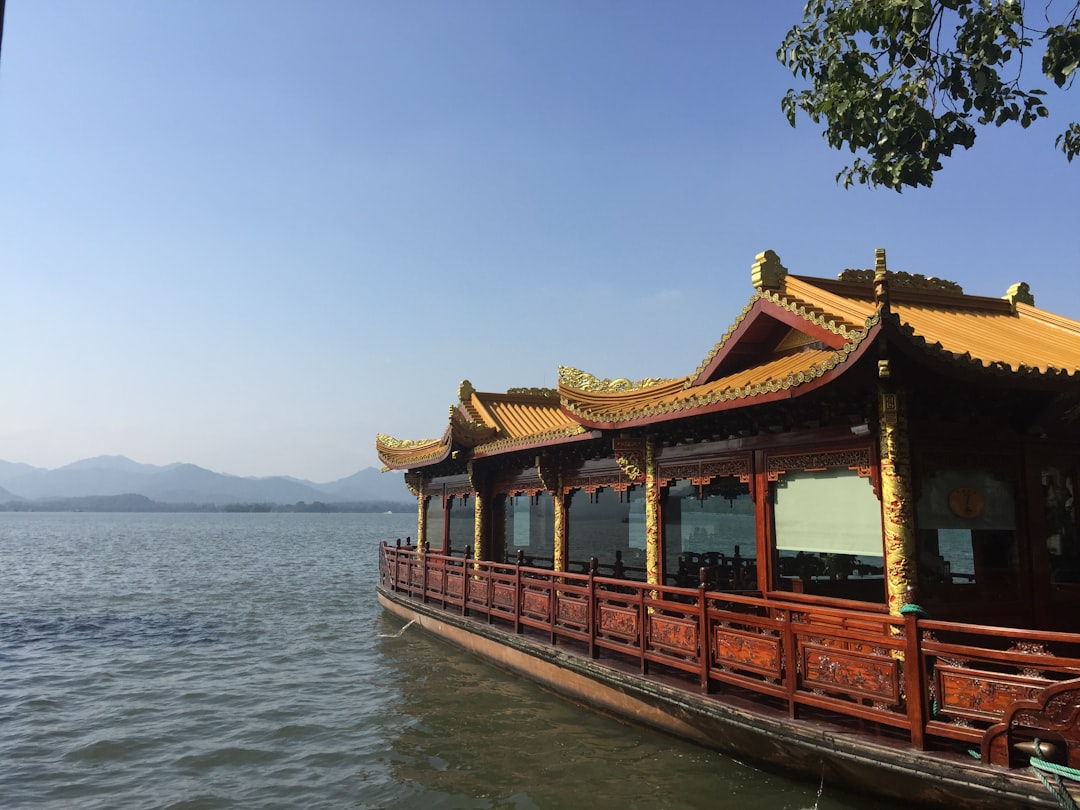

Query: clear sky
left=2, top=2, right=1077, bottom=482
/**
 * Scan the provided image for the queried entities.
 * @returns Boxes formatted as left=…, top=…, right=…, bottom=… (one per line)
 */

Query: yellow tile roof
left=562, top=342, right=871, bottom=427
left=376, top=384, right=590, bottom=469
left=892, top=300, right=1080, bottom=375
left=377, top=250, right=1080, bottom=469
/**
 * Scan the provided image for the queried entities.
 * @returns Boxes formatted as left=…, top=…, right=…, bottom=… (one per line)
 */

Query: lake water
left=0, top=512, right=895, bottom=809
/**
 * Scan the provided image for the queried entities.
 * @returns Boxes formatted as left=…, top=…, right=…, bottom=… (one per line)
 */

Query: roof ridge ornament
left=874, top=248, right=890, bottom=308
left=751, top=250, right=787, bottom=292
left=458, top=379, right=477, bottom=403
left=1004, top=282, right=1035, bottom=311
left=558, top=365, right=677, bottom=392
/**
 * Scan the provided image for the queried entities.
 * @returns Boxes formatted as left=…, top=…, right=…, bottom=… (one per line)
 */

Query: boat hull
left=378, top=584, right=1059, bottom=808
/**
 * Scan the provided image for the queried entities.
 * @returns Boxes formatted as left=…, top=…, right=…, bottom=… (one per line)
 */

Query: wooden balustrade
left=378, top=542, right=1080, bottom=754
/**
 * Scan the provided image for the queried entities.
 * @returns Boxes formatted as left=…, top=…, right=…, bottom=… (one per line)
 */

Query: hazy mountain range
left=0, top=456, right=411, bottom=507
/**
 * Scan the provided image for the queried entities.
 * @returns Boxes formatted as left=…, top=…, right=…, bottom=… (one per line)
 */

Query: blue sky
left=2, top=2, right=1077, bottom=482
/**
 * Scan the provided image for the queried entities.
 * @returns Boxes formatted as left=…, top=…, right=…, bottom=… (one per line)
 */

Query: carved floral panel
left=714, top=627, right=782, bottom=678
left=935, top=666, right=1051, bottom=722
left=649, top=614, right=698, bottom=655
left=801, top=643, right=900, bottom=704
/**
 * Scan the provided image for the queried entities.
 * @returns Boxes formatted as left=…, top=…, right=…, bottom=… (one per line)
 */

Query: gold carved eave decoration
left=563, top=318, right=878, bottom=427
left=376, top=432, right=452, bottom=470
left=838, top=268, right=964, bottom=295
left=404, top=472, right=424, bottom=497
left=612, top=437, right=646, bottom=482
left=558, top=365, right=681, bottom=393
left=471, top=425, right=592, bottom=458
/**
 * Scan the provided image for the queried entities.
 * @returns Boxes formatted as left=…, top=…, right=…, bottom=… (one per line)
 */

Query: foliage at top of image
left=779, top=0, right=1080, bottom=190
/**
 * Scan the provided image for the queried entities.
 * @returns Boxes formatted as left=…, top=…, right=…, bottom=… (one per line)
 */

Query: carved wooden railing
left=378, top=542, right=1080, bottom=758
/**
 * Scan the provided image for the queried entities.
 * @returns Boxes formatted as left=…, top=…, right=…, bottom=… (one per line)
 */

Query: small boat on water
left=376, top=249, right=1080, bottom=808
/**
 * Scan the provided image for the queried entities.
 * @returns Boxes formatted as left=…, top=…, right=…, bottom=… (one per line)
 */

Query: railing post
left=699, top=567, right=710, bottom=693
left=462, top=551, right=470, bottom=618
left=421, top=542, right=429, bottom=604
left=782, top=605, right=799, bottom=719
left=902, top=586, right=929, bottom=750
left=514, top=552, right=523, bottom=634
left=588, top=557, right=598, bottom=659
left=485, top=562, right=494, bottom=625
left=639, top=578, right=648, bottom=675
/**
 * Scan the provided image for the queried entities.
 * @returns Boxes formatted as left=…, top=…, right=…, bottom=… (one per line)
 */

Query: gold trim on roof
left=687, top=295, right=761, bottom=386
left=837, top=268, right=964, bottom=295
left=473, top=425, right=589, bottom=456
left=376, top=433, right=443, bottom=450
left=563, top=320, right=878, bottom=425
left=558, top=366, right=679, bottom=393
left=506, top=387, right=559, bottom=397
left=761, top=287, right=863, bottom=339
left=376, top=432, right=452, bottom=470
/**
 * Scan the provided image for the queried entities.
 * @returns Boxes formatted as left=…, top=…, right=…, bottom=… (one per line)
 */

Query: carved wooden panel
left=659, top=457, right=752, bottom=487
left=935, top=666, right=1052, bottom=722
left=801, top=643, right=900, bottom=703
left=767, top=447, right=873, bottom=481
left=598, top=604, right=639, bottom=640
left=446, top=574, right=464, bottom=598
left=714, top=627, right=783, bottom=678
left=648, top=614, right=698, bottom=656
left=429, top=570, right=444, bottom=592
left=522, top=589, right=550, bottom=620
left=493, top=583, right=516, bottom=609
left=557, top=595, right=588, bottom=629
left=469, top=580, right=489, bottom=604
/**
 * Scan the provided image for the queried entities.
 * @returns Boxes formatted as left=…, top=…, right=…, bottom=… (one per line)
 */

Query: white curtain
left=774, top=468, right=883, bottom=556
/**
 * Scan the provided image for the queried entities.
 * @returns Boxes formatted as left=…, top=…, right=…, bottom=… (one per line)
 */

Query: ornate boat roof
left=377, top=380, right=591, bottom=470
left=379, top=248, right=1080, bottom=467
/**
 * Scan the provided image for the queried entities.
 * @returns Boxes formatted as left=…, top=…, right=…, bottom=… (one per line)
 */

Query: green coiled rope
left=1030, top=739, right=1080, bottom=810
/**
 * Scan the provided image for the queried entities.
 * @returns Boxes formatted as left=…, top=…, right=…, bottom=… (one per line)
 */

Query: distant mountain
left=0, top=459, right=44, bottom=486
left=0, top=456, right=411, bottom=507
left=316, top=467, right=409, bottom=501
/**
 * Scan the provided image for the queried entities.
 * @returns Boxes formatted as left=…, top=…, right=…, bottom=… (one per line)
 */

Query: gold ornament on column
left=644, top=437, right=660, bottom=588
left=878, top=385, right=915, bottom=617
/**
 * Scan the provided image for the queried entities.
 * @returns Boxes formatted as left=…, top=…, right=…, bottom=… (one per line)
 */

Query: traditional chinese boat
left=376, top=249, right=1080, bottom=808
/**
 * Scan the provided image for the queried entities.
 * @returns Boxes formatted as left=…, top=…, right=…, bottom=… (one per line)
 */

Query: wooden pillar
left=879, top=382, right=916, bottom=616
left=473, top=489, right=486, bottom=561
left=405, top=473, right=425, bottom=555
left=553, top=487, right=567, bottom=572
left=645, top=436, right=660, bottom=587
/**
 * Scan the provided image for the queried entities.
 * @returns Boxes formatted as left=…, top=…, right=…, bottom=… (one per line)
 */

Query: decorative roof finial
left=873, top=248, right=890, bottom=306
left=751, top=250, right=787, bottom=292
left=1004, top=282, right=1035, bottom=311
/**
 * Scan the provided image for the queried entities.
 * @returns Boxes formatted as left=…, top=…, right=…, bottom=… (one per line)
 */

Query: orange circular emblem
left=948, top=486, right=985, bottom=519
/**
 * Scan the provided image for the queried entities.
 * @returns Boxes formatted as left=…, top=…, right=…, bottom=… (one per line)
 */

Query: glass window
left=772, top=468, right=885, bottom=601
left=447, top=494, right=475, bottom=555
left=1041, top=466, right=1080, bottom=583
left=504, top=494, right=555, bottom=567
left=663, top=477, right=755, bottom=589
left=916, top=469, right=1018, bottom=597
left=425, top=496, right=445, bottom=551
left=567, top=487, right=641, bottom=579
